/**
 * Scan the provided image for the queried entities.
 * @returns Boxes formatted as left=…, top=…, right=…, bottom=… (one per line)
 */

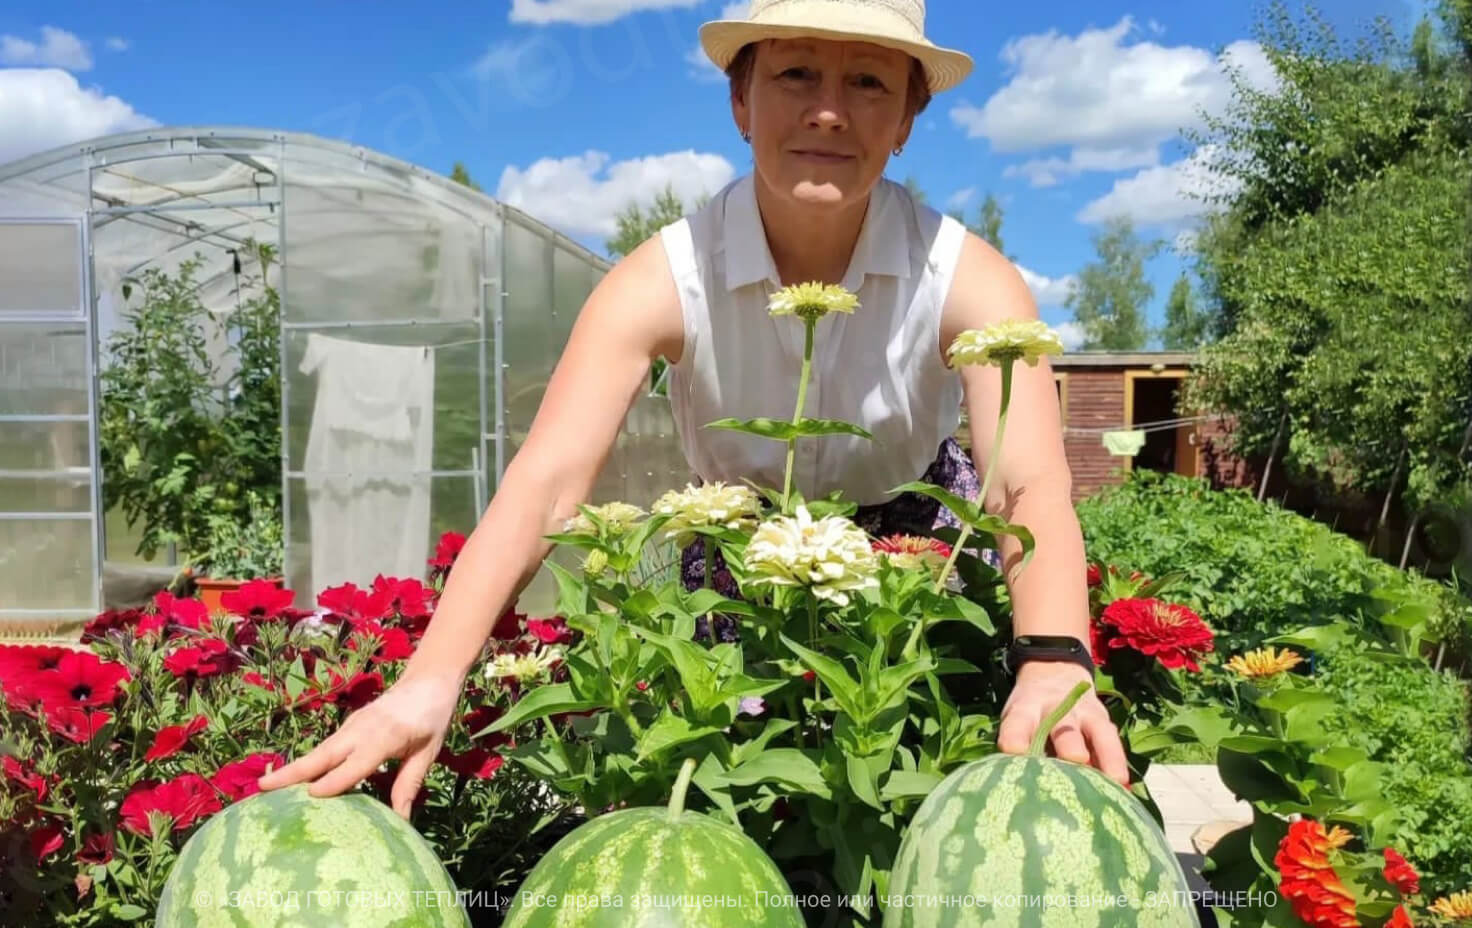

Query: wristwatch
left=1003, top=634, right=1096, bottom=678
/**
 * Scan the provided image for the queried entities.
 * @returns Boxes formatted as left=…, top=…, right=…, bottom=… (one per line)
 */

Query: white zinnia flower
left=486, top=646, right=563, bottom=682
left=948, top=320, right=1065, bottom=369
left=743, top=505, right=879, bottom=607
left=651, top=482, right=762, bottom=546
left=563, top=501, right=645, bottom=536
left=767, top=282, right=859, bottom=323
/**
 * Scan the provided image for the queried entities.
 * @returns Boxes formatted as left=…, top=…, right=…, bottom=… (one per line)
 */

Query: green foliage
left=949, top=192, right=1009, bottom=259
left=448, top=161, right=482, bottom=192
left=1064, top=216, right=1162, bottom=351
left=1158, top=273, right=1211, bottom=350
left=605, top=183, right=693, bottom=259
left=99, top=245, right=282, bottom=562
left=196, top=491, right=283, bottom=580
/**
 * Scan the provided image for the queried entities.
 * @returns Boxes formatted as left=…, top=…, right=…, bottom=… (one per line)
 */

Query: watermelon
left=503, top=758, right=805, bottom=927
left=156, top=783, right=470, bottom=927
left=885, top=682, right=1201, bottom=927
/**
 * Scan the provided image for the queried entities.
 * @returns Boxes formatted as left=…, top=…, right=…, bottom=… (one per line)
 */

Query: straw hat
left=699, top=0, right=973, bottom=93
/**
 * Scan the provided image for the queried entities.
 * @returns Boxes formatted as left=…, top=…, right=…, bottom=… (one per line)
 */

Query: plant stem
left=934, top=361, right=1013, bottom=594
left=667, top=756, right=698, bottom=822
left=932, top=524, right=973, bottom=595
left=781, top=321, right=817, bottom=515
left=1027, top=681, right=1092, bottom=756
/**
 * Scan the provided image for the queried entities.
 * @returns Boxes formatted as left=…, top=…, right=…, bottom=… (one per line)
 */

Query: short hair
left=725, top=41, right=933, bottom=120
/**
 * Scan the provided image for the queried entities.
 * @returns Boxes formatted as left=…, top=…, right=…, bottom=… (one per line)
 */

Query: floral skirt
left=679, top=437, right=1002, bottom=642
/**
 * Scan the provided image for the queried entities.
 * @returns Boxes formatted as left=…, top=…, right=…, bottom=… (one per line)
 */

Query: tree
left=1158, top=273, right=1212, bottom=350
left=950, top=192, right=1006, bottom=256
left=449, top=162, right=482, bottom=192
left=606, top=184, right=691, bottom=259
left=1064, top=216, right=1161, bottom=351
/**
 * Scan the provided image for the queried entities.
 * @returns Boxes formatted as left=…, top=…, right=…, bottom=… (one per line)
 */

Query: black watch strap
left=1004, top=634, right=1095, bottom=677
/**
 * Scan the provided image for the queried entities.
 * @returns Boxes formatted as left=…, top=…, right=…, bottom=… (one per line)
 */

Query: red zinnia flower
left=1386, top=905, right=1414, bottom=927
left=119, top=774, right=222, bottom=836
left=1383, top=847, right=1420, bottom=896
left=211, top=752, right=287, bottom=801
left=527, top=617, right=573, bottom=646
left=34, top=651, right=130, bottom=709
left=1274, top=819, right=1359, bottom=928
left=77, top=832, right=114, bottom=866
left=163, top=638, right=236, bottom=679
left=3, top=756, right=49, bottom=803
left=871, top=534, right=953, bottom=558
left=1088, top=618, right=1110, bottom=666
left=369, top=576, right=432, bottom=621
left=221, top=580, right=294, bottom=620
left=44, top=704, right=111, bottom=744
left=28, top=821, right=63, bottom=862
left=154, top=591, right=209, bottom=633
left=144, top=714, right=210, bottom=762
left=1086, top=563, right=1102, bottom=587
left=1097, top=598, right=1214, bottom=671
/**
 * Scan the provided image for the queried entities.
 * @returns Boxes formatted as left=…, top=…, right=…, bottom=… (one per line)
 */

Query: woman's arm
left=939, top=232, right=1129, bottom=785
left=403, top=233, right=686, bottom=688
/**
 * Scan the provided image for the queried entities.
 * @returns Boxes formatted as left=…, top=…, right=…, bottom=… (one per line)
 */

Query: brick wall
left=1061, top=370, right=1128, bottom=503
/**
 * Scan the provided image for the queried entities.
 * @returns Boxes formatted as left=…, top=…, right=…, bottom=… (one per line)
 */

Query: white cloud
left=510, top=0, right=703, bottom=25
left=1003, top=145, right=1159, bottom=188
left=496, top=149, right=736, bottom=240
left=1075, top=144, right=1239, bottom=226
left=104, top=37, right=130, bottom=52
left=1052, top=320, right=1088, bottom=351
left=946, top=186, right=976, bottom=211
left=1017, top=264, right=1077, bottom=308
left=688, top=2, right=749, bottom=80
left=0, top=26, right=93, bottom=71
left=951, top=18, right=1280, bottom=183
left=0, top=69, right=156, bottom=164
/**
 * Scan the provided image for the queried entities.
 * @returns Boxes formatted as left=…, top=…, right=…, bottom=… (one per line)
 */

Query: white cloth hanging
left=299, top=334, right=435, bottom=590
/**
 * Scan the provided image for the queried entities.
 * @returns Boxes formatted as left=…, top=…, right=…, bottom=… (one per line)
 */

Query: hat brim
left=700, top=20, right=973, bottom=93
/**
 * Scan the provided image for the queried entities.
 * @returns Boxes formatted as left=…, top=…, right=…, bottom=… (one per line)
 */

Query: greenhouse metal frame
left=0, top=127, right=685, bottom=632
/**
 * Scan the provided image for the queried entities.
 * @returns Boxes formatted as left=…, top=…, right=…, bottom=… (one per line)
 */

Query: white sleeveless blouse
left=659, top=173, right=967, bottom=506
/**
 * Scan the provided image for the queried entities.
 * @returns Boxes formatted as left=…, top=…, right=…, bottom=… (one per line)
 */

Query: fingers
left=391, top=748, right=435, bottom=820
left=1049, top=718, right=1091, bottom=766
left=1082, top=711, right=1132, bottom=788
left=257, top=731, right=352, bottom=792
left=307, top=742, right=390, bottom=800
left=995, top=703, right=1038, bottom=755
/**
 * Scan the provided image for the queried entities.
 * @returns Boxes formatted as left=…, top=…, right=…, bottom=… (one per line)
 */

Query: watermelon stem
left=668, top=756, right=698, bottom=821
left=1027, top=680, right=1092, bottom=757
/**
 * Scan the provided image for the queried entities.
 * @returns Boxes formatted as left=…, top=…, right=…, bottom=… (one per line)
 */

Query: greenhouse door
left=0, top=219, right=101, bottom=633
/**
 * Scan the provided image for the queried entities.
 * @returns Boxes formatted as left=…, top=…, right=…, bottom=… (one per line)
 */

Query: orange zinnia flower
left=1386, top=905, right=1414, bottom=927
left=1429, top=890, right=1472, bottom=920
left=1275, top=819, right=1360, bottom=927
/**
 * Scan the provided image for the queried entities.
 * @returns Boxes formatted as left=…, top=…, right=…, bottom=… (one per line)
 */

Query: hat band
left=749, top=0, right=926, bottom=41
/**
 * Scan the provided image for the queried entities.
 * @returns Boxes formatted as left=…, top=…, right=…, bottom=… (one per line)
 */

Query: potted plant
left=189, top=490, right=285, bottom=614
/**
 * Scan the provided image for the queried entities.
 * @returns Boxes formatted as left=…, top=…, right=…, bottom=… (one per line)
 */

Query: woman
left=260, top=0, right=1129, bottom=818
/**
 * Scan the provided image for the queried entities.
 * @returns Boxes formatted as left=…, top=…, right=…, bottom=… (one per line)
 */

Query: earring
left=893, top=145, right=904, bottom=156
left=742, top=130, right=751, bottom=143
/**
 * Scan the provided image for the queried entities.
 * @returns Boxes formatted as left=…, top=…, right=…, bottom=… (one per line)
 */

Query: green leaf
left=879, top=769, right=942, bottom=801
left=1161, top=705, right=1236, bottom=747
left=485, top=684, right=601, bottom=733
left=636, top=713, right=725, bottom=762
left=869, top=657, right=935, bottom=721
left=780, top=634, right=864, bottom=718
left=628, top=627, right=720, bottom=712
left=731, top=718, right=797, bottom=766
left=545, top=560, right=590, bottom=617
left=112, top=904, right=148, bottom=921
left=717, top=748, right=831, bottom=798
left=704, top=416, right=874, bottom=442
left=846, top=753, right=884, bottom=810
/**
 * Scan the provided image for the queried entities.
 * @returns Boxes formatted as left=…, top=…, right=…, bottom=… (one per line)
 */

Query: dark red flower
left=154, top=591, right=209, bottom=633
left=33, top=651, right=130, bottom=709
left=346, top=622, right=414, bottom=664
left=1086, top=563, right=1102, bottom=588
left=119, top=774, right=222, bottom=836
left=635, top=680, right=649, bottom=692
left=221, top=580, right=294, bottom=620
left=28, top=821, right=63, bottom=862
left=81, top=608, right=147, bottom=643
left=144, top=715, right=210, bottom=762
left=461, top=705, right=505, bottom=743
left=369, top=576, right=432, bottom=621
left=3, top=756, right=48, bottom=803
left=77, top=832, right=114, bottom=866
left=211, top=752, right=287, bottom=801
left=240, top=671, right=277, bottom=692
left=135, top=613, right=168, bottom=637
left=428, top=532, right=466, bottom=580
left=44, top=704, right=111, bottom=744
left=0, top=644, right=71, bottom=712
left=366, top=767, right=428, bottom=811
left=801, top=670, right=816, bottom=683
left=1097, top=598, right=1215, bottom=672
left=1383, top=846, right=1420, bottom=896
left=527, top=617, right=573, bottom=646
left=436, top=746, right=504, bottom=780
left=162, top=638, right=236, bottom=679
left=317, top=583, right=387, bottom=623
left=491, top=605, right=526, bottom=639
left=332, top=671, right=384, bottom=710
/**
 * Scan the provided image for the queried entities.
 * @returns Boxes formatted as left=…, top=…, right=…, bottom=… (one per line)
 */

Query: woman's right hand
left=256, top=671, right=463, bottom=820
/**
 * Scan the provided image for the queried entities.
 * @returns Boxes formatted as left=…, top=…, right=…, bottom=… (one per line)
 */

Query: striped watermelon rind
left=156, top=783, right=471, bottom=927
left=884, top=681, right=1201, bottom=927
left=502, top=758, right=806, bottom=927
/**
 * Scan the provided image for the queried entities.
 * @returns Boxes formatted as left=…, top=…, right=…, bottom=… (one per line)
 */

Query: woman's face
left=736, top=38, right=915, bottom=210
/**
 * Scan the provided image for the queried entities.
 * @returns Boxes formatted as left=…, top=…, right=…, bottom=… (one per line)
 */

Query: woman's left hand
left=996, top=660, right=1132, bottom=789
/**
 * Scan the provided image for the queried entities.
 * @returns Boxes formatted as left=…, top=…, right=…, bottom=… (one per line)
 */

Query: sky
left=0, top=0, right=1433, bottom=349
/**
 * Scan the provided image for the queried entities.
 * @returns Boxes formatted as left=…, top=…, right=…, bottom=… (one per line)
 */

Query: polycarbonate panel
left=0, top=519, right=94, bottom=610
left=284, top=324, right=484, bottom=473
left=0, top=223, right=80, bottom=314
left=501, top=218, right=556, bottom=473
left=0, top=420, right=91, bottom=514
left=0, top=324, right=89, bottom=414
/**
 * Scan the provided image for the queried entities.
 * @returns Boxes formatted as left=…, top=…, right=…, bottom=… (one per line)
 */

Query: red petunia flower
left=144, top=714, right=210, bottom=762
left=119, top=774, right=222, bottom=836
left=162, top=638, right=236, bottom=679
left=333, top=671, right=384, bottom=710
left=366, top=768, right=428, bottom=811
left=33, top=651, right=130, bottom=709
left=369, top=576, right=432, bottom=621
left=1274, top=819, right=1359, bottom=928
left=211, top=752, right=287, bottom=801
left=240, top=671, right=277, bottom=692
left=317, top=583, right=385, bottom=624
left=3, top=756, right=49, bottom=803
left=527, top=617, right=573, bottom=646
left=0, top=644, right=71, bottom=712
left=154, top=591, right=209, bottom=633
left=80, top=608, right=148, bottom=643
left=428, top=532, right=466, bottom=581
left=221, top=580, right=294, bottom=620
left=460, top=705, right=506, bottom=744
left=1086, top=563, right=1102, bottom=587
left=77, top=831, right=114, bottom=866
left=436, top=746, right=504, bottom=780
left=1386, top=905, right=1414, bottom=927
left=1097, top=598, right=1215, bottom=671
left=1383, top=847, right=1420, bottom=897
left=43, top=704, right=111, bottom=744
left=346, top=622, right=415, bottom=664
left=28, top=821, right=63, bottom=862
left=491, top=605, right=526, bottom=639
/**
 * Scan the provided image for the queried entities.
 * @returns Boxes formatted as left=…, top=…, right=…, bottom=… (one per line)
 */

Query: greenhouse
left=0, top=126, right=687, bottom=635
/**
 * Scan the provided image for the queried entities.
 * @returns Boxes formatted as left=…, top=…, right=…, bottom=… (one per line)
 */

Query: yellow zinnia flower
left=767, top=281, right=859, bottom=323
left=948, top=320, right=1065, bottom=369
left=652, top=482, right=762, bottom=546
left=564, top=501, right=645, bottom=536
left=486, top=646, right=563, bottom=682
left=744, top=505, right=879, bottom=607
left=1225, top=646, right=1305, bottom=679
left=1430, top=891, right=1472, bottom=920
